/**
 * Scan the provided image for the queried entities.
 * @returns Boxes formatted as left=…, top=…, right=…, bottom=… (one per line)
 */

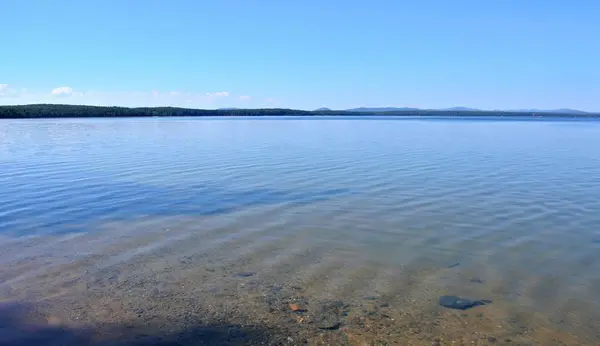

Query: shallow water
left=1, top=116, right=600, bottom=345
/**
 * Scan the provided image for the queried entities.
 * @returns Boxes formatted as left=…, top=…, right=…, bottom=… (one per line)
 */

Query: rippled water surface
left=1, top=116, right=600, bottom=345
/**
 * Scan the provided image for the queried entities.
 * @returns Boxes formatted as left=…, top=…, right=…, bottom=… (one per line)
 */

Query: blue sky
left=1, top=0, right=599, bottom=111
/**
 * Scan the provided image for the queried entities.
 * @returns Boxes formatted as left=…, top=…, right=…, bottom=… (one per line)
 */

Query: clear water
left=1, top=116, right=600, bottom=344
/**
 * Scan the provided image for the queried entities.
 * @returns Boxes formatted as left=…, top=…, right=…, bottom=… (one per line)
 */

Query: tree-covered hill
left=1, top=104, right=598, bottom=119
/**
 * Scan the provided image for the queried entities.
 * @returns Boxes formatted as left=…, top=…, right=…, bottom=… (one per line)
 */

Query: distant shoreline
left=1, top=104, right=599, bottom=119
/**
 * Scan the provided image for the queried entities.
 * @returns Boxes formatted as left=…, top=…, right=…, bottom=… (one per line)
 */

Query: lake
left=1, top=116, right=600, bottom=345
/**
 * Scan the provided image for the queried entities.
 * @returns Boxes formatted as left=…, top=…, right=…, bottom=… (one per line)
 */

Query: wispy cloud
left=50, top=86, right=83, bottom=97
left=1, top=86, right=253, bottom=108
left=206, top=91, right=229, bottom=97
left=0, top=84, right=17, bottom=98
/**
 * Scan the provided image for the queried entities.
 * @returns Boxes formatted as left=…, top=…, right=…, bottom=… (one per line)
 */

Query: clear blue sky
left=1, top=0, right=599, bottom=111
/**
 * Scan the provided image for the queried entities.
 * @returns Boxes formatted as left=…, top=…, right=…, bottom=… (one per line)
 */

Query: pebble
left=270, top=285, right=283, bottom=292
left=438, top=295, right=491, bottom=310
left=232, top=271, right=255, bottom=278
left=289, top=304, right=306, bottom=312
left=317, top=315, right=341, bottom=330
left=314, top=300, right=346, bottom=330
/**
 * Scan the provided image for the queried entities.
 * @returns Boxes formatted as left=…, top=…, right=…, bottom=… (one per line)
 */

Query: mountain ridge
left=345, top=107, right=420, bottom=112
left=344, top=106, right=587, bottom=114
left=1, top=104, right=598, bottom=119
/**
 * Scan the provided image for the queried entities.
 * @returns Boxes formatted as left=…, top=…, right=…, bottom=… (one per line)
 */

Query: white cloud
left=239, top=95, right=251, bottom=101
left=1, top=84, right=13, bottom=97
left=1, top=87, right=249, bottom=108
left=205, top=91, right=229, bottom=97
left=51, top=86, right=74, bottom=97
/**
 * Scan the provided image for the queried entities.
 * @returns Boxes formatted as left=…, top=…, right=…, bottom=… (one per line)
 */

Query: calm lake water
left=1, top=116, right=600, bottom=345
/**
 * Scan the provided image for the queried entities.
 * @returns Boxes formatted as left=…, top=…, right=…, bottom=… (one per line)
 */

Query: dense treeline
left=0, top=104, right=316, bottom=118
left=0, top=104, right=598, bottom=119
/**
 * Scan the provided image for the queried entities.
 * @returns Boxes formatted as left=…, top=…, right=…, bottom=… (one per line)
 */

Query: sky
left=1, top=0, right=599, bottom=111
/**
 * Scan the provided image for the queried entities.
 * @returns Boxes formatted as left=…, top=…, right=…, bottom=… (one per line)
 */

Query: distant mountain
left=2, top=104, right=598, bottom=119
left=510, top=108, right=588, bottom=114
left=345, top=106, right=589, bottom=114
left=315, top=107, right=331, bottom=111
left=346, top=107, right=420, bottom=112
left=441, top=107, right=481, bottom=111
left=217, top=107, right=239, bottom=110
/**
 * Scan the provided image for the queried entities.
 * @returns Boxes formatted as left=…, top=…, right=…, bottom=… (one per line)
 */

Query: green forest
left=0, top=104, right=597, bottom=119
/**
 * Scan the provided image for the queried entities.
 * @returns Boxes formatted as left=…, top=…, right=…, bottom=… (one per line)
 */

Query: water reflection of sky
left=0, top=168, right=352, bottom=236
left=2, top=117, right=600, bottom=243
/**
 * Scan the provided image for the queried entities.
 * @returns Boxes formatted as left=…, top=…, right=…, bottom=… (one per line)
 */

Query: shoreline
left=1, top=104, right=599, bottom=119
left=1, top=217, right=596, bottom=345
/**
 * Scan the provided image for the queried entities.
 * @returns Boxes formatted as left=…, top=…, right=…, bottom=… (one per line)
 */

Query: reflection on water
left=0, top=168, right=352, bottom=235
left=1, top=116, right=600, bottom=344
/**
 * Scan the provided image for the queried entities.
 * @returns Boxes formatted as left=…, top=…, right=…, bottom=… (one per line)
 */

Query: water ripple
left=1, top=117, right=600, bottom=342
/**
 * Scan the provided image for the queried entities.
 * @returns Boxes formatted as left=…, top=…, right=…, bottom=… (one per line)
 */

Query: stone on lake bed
left=439, top=295, right=491, bottom=310
left=289, top=303, right=306, bottom=312
left=316, top=314, right=341, bottom=330
left=269, top=285, right=283, bottom=292
left=314, top=300, right=346, bottom=330
left=362, top=296, right=378, bottom=301
left=232, top=271, right=256, bottom=278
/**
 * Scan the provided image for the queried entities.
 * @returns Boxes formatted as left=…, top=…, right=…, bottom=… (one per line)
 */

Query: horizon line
left=0, top=103, right=597, bottom=114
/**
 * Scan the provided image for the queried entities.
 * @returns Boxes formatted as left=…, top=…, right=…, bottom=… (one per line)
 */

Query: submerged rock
left=269, top=285, right=283, bottom=292
left=204, top=287, right=219, bottom=293
left=232, top=271, right=256, bottom=278
left=289, top=303, right=306, bottom=312
left=314, top=300, right=347, bottom=330
left=438, top=295, right=491, bottom=310
left=317, top=316, right=341, bottom=330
